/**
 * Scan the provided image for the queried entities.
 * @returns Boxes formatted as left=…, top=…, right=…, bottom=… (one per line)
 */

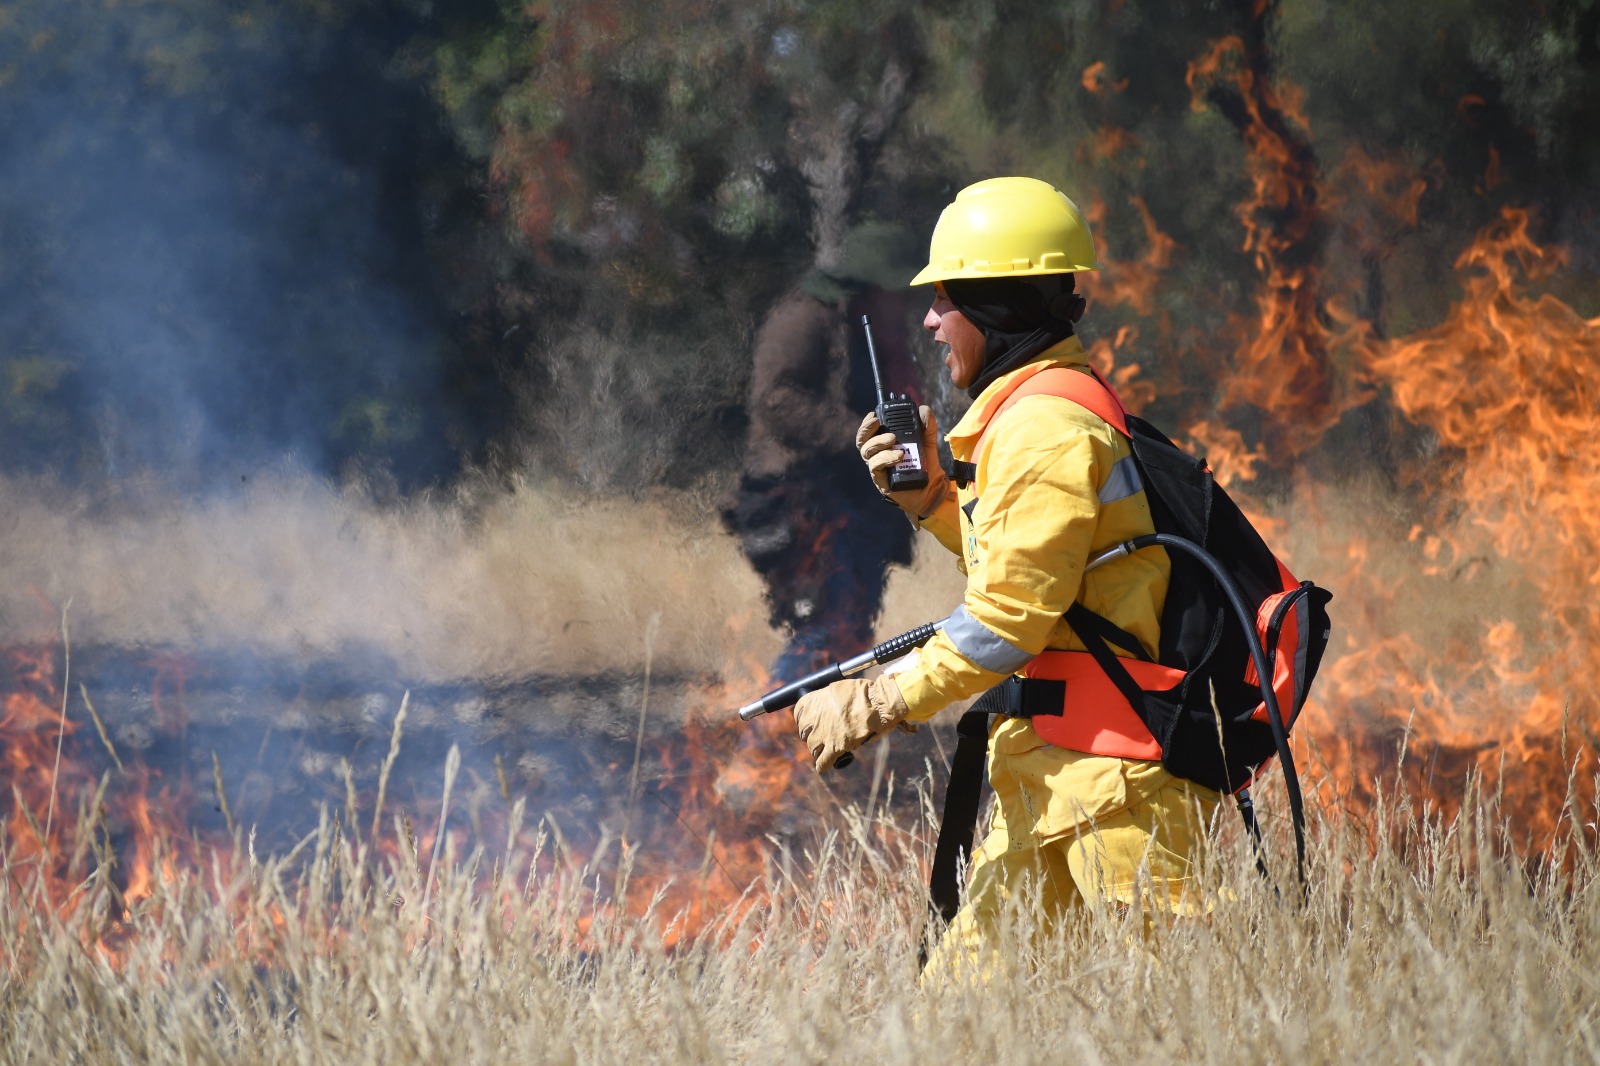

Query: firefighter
left=791, top=176, right=1218, bottom=978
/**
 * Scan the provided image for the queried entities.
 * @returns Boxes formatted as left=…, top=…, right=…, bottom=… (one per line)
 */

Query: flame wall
left=1068, top=28, right=1600, bottom=846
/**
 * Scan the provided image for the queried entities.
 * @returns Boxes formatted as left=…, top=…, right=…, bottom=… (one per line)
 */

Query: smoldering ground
left=0, top=469, right=921, bottom=900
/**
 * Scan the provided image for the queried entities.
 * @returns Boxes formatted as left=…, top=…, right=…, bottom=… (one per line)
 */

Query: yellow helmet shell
left=909, top=176, right=1101, bottom=286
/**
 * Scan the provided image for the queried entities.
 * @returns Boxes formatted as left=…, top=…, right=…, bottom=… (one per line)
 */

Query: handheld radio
left=861, top=314, right=928, bottom=492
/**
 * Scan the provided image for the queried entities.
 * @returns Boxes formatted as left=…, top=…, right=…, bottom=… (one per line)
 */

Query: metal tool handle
left=736, top=620, right=948, bottom=769
left=870, top=621, right=941, bottom=662
left=736, top=620, right=946, bottom=722
left=736, top=663, right=845, bottom=722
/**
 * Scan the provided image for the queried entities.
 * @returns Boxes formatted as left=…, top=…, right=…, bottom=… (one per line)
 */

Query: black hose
left=1123, top=533, right=1307, bottom=888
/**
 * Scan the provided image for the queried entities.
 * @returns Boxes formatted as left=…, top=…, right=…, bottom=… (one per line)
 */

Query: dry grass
left=1, top=466, right=1594, bottom=1063
left=3, top=767, right=1596, bottom=1065
left=0, top=473, right=781, bottom=683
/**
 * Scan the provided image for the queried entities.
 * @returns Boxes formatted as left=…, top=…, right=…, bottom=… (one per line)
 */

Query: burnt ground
left=50, top=643, right=956, bottom=886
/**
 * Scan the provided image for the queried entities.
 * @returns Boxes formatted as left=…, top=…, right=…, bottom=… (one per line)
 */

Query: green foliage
left=2, top=0, right=1596, bottom=490
left=417, top=0, right=950, bottom=487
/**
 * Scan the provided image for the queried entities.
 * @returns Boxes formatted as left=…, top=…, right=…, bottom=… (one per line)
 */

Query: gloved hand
left=793, top=675, right=910, bottom=773
left=856, top=405, right=948, bottom=520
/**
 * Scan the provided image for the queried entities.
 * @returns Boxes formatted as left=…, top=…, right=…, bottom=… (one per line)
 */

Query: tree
left=0, top=0, right=508, bottom=487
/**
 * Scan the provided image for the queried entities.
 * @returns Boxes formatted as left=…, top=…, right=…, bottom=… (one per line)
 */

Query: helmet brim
left=908, top=260, right=1101, bottom=287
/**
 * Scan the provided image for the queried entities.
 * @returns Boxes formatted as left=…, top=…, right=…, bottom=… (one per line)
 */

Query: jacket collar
left=946, top=335, right=1091, bottom=455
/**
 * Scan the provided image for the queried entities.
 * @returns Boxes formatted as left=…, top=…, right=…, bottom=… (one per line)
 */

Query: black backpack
left=927, top=374, right=1333, bottom=937
left=1073, top=410, right=1333, bottom=799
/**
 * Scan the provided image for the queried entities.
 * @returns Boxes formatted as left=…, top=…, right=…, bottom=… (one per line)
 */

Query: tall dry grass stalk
left=0, top=473, right=781, bottom=683
left=2, top=763, right=1596, bottom=1064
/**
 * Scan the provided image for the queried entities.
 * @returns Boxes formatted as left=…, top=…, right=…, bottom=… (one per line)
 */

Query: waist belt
left=980, top=674, right=1066, bottom=718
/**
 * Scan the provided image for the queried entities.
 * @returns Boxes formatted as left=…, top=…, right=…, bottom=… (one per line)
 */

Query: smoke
left=0, top=473, right=781, bottom=687
left=0, top=0, right=493, bottom=487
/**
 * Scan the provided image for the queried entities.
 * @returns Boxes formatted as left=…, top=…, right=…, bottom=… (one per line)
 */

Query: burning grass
left=2, top=762, right=1597, bottom=1064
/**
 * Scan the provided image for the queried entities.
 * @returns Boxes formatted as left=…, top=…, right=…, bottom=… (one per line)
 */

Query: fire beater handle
left=736, top=620, right=946, bottom=723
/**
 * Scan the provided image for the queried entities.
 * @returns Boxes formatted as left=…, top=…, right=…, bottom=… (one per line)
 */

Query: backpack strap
left=971, top=365, right=1131, bottom=468
left=1064, top=601, right=1155, bottom=663
left=922, top=697, right=1003, bottom=967
left=953, top=366, right=1129, bottom=490
left=1064, top=601, right=1157, bottom=721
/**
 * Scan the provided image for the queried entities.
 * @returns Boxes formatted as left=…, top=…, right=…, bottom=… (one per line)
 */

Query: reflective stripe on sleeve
left=944, top=605, right=1035, bottom=675
left=1097, top=455, right=1144, bottom=504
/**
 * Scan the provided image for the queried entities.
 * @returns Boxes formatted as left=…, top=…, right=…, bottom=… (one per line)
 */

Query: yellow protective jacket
left=893, top=337, right=1183, bottom=837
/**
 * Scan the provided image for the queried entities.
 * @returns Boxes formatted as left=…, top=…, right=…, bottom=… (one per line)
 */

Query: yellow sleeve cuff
left=894, top=631, right=1008, bottom=721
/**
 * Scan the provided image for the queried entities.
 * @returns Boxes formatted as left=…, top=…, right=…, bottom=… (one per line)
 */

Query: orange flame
left=1081, top=196, right=1172, bottom=415
left=3, top=647, right=80, bottom=905
left=1186, top=35, right=1374, bottom=455
left=1081, top=60, right=1128, bottom=95
left=1300, top=207, right=1600, bottom=845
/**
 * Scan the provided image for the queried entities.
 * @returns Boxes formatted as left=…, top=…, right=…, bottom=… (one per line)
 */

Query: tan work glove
left=856, top=406, right=948, bottom=520
left=793, top=675, right=910, bottom=774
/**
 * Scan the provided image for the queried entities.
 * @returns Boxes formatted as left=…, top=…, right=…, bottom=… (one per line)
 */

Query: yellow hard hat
left=909, top=176, right=1101, bottom=286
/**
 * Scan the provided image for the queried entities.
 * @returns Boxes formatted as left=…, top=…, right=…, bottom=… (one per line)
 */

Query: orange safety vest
left=971, top=366, right=1176, bottom=761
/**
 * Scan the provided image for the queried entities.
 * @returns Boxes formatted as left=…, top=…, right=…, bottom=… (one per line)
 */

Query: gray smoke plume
left=0, top=0, right=493, bottom=489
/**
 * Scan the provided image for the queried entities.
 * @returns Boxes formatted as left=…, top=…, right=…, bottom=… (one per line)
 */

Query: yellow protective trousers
left=921, top=737, right=1218, bottom=984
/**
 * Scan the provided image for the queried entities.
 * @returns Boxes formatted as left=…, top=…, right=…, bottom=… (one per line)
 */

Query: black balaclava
left=942, top=273, right=1087, bottom=399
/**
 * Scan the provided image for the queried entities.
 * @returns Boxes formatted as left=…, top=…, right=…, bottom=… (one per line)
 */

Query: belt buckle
left=1013, top=675, right=1067, bottom=718
left=1002, top=675, right=1025, bottom=717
